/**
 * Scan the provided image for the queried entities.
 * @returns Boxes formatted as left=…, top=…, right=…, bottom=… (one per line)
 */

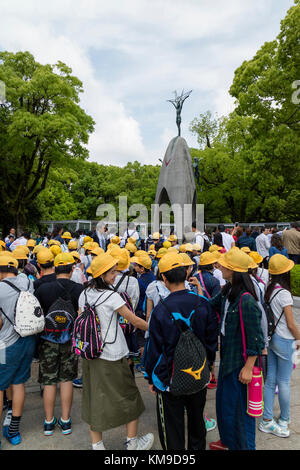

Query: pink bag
left=239, top=292, right=264, bottom=417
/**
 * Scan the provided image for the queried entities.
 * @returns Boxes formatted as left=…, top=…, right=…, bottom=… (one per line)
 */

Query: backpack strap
left=160, top=294, right=201, bottom=333
left=0, top=307, right=15, bottom=328
left=269, top=287, right=285, bottom=334
left=198, top=272, right=211, bottom=299
left=113, top=273, right=127, bottom=293
left=1, top=279, right=21, bottom=293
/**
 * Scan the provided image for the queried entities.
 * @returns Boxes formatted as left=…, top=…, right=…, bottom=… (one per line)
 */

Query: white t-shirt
left=113, top=273, right=140, bottom=312
left=213, top=268, right=226, bottom=287
left=256, top=268, right=269, bottom=289
left=256, top=233, right=270, bottom=259
left=120, top=229, right=139, bottom=247
left=71, top=267, right=86, bottom=285
left=78, top=288, right=128, bottom=361
left=146, top=280, right=170, bottom=308
left=221, top=233, right=235, bottom=252
left=270, top=285, right=294, bottom=340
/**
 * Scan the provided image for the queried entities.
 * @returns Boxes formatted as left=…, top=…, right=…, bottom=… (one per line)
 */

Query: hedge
left=291, top=265, right=300, bottom=297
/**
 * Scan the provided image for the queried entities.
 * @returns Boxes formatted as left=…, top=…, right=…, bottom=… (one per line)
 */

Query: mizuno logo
left=181, top=359, right=206, bottom=380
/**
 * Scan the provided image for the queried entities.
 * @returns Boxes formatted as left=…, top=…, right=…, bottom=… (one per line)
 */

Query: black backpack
left=41, top=282, right=77, bottom=344
left=160, top=297, right=210, bottom=396
left=264, top=288, right=285, bottom=341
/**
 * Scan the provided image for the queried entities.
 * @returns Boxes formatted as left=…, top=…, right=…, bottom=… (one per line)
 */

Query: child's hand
left=149, top=385, right=157, bottom=395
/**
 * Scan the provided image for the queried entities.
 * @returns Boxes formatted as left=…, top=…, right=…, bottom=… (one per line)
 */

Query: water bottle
left=247, top=366, right=264, bottom=417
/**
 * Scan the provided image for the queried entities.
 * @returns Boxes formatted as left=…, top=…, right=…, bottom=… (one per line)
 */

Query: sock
left=8, top=416, right=21, bottom=436
left=45, top=417, right=55, bottom=424
left=60, top=417, right=71, bottom=424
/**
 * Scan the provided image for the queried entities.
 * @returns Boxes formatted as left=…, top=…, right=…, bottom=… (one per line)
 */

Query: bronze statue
left=167, top=89, right=192, bottom=136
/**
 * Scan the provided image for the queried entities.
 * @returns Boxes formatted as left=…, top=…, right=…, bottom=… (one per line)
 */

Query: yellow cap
left=111, top=236, right=121, bottom=245
left=268, top=254, right=294, bottom=275
left=26, top=239, right=36, bottom=248
left=48, top=239, right=61, bottom=247
left=12, top=247, right=28, bottom=260
left=192, top=244, right=201, bottom=252
left=199, top=252, right=219, bottom=266
left=135, top=250, right=148, bottom=258
left=241, top=246, right=251, bottom=253
left=158, top=253, right=185, bottom=274
left=83, top=236, right=93, bottom=244
left=247, top=255, right=258, bottom=269
left=184, top=243, right=193, bottom=252
left=128, top=237, right=137, bottom=245
left=209, top=244, right=222, bottom=253
left=248, top=251, right=263, bottom=265
left=163, top=241, right=172, bottom=249
left=68, top=241, right=78, bottom=251
left=156, top=247, right=168, bottom=259
left=111, top=248, right=130, bottom=271
left=88, top=253, right=118, bottom=278
left=152, top=232, right=160, bottom=240
left=33, top=244, right=45, bottom=255
left=37, top=248, right=54, bottom=265
left=70, top=251, right=81, bottom=261
left=91, top=247, right=105, bottom=257
left=131, top=254, right=152, bottom=270
left=54, top=252, right=75, bottom=267
left=179, top=253, right=195, bottom=267
left=217, top=248, right=251, bottom=273
left=0, top=240, right=6, bottom=251
left=125, top=242, right=137, bottom=254
left=84, top=242, right=99, bottom=252
left=50, top=245, right=62, bottom=257
left=179, top=244, right=186, bottom=253
left=0, top=255, right=18, bottom=269
left=148, top=249, right=157, bottom=257
left=107, top=244, right=122, bottom=257
left=168, top=234, right=178, bottom=242
left=62, top=232, right=72, bottom=240
left=167, top=247, right=179, bottom=254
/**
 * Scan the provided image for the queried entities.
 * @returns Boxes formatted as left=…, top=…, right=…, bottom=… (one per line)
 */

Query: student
left=70, top=251, right=87, bottom=285
left=236, top=227, right=257, bottom=251
left=259, top=255, right=300, bottom=438
left=78, top=253, right=153, bottom=450
left=209, top=248, right=265, bottom=451
left=249, top=251, right=269, bottom=286
left=32, top=248, right=56, bottom=291
left=269, top=234, right=289, bottom=260
left=35, top=253, right=84, bottom=437
left=0, top=255, right=36, bottom=446
left=60, top=232, right=72, bottom=253
left=197, top=252, right=222, bottom=299
left=256, top=227, right=271, bottom=268
left=144, top=253, right=218, bottom=450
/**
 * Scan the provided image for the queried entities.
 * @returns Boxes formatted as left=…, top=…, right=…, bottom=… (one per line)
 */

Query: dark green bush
left=291, top=265, right=300, bottom=297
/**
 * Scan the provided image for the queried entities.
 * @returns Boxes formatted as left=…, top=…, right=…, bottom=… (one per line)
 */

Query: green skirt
left=82, top=357, right=145, bottom=432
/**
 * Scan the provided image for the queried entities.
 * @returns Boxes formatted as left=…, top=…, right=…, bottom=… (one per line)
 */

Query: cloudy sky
left=0, top=0, right=294, bottom=166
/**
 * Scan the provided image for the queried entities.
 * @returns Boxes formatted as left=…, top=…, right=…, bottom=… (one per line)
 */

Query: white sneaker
left=3, top=409, right=12, bottom=427
left=258, top=419, right=290, bottom=438
left=92, top=440, right=106, bottom=450
left=126, top=433, right=154, bottom=450
left=278, top=418, right=290, bottom=429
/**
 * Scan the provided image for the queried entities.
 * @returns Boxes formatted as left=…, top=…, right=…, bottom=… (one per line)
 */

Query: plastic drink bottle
left=247, top=366, right=264, bottom=417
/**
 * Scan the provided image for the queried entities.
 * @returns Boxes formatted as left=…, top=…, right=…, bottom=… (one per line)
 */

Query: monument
left=154, top=90, right=198, bottom=239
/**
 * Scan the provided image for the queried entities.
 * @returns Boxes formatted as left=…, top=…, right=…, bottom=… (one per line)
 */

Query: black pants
left=156, top=388, right=207, bottom=450
left=289, top=254, right=300, bottom=265
left=262, top=257, right=269, bottom=269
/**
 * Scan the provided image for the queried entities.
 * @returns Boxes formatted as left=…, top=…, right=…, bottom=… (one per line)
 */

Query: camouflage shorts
left=38, top=340, right=78, bottom=386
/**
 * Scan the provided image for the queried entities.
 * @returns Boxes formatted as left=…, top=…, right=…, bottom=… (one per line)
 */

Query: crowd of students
left=0, top=222, right=299, bottom=451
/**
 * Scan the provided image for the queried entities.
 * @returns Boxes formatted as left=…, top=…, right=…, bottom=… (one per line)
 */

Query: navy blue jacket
left=144, top=290, right=218, bottom=392
left=136, top=271, right=155, bottom=312
left=197, top=271, right=221, bottom=299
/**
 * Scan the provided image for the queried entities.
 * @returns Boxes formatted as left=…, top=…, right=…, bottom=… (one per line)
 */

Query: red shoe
left=207, top=374, right=217, bottom=390
left=209, top=439, right=228, bottom=451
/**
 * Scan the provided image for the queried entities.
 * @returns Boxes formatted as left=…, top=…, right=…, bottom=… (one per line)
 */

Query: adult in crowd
left=92, top=222, right=108, bottom=251
left=256, top=227, right=271, bottom=268
left=215, top=225, right=235, bottom=252
left=5, top=228, right=16, bottom=244
left=9, top=232, right=31, bottom=251
left=269, top=234, right=289, bottom=260
left=236, top=227, right=257, bottom=252
left=282, top=222, right=300, bottom=264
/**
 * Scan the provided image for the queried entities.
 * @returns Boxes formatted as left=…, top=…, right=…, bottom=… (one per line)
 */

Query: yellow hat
left=84, top=242, right=99, bottom=252
left=249, top=251, right=263, bottom=265
left=62, top=232, right=72, bottom=240
left=247, top=255, right=258, bottom=270
left=209, top=244, right=222, bottom=253
left=111, top=248, right=130, bottom=271
left=217, top=248, right=251, bottom=273
left=107, top=244, right=122, bottom=257
left=131, top=254, right=152, bottom=270
left=88, top=253, right=119, bottom=278
left=83, top=236, right=93, bottom=244
left=70, top=251, right=81, bottom=261
left=14, top=245, right=30, bottom=256
left=125, top=242, right=137, bottom=254
left=168, top=234, right=178, bottom=242
left=156, top=247, right=168, bottom=259
left=50, top=245, right=62, bottom=257
left=48, top=239, right=61, bottom=247
left=163, top=241, right=172, bottom=249
left=268, top=254, right=294, bottom=275
left=179, top=253, right=195, bottom=267
left=241, top=246, right=251, bottom=253
left=0, top=240, right=6, bottom=251
left=68, top=240, right=78, bottom=251
left=111, top=236, right=121, bottom=245
left=33, top=244, right=45, bottom=255
left=184, top=243, right=193, bottom=252
left=199, top=252, right=219, bottom=266
left=0, top=255, right=18, bottom=269
left=135, top=250, right=148, bottom=258
left=179, top=244, right=186, bottom=253
left=54, top=252, right=75, bottom=267
left=192, top=243, right=201, bottom=252
left=37, top=248, right=54, bottom=265
left=26, top=239, right=36, bottom=248
left=91, top=247, right=105, bottom=257
left=12, top=248, right=28, bottom=260
left=148, top=244, right=155, bottom=251
left=167, top=247, right=179, bottom=254
left=148, top=249, right=157, bottom=257
left=128, top=237, right=137, bottom=245
left=158, top=253, right=185, bottom=274
left=213, top=251, right=222, bottom=260
left=152, top=232, right=160, bottom=240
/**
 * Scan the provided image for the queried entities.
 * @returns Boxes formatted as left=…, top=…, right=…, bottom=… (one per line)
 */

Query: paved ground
left=1, top=308, right=300, bottom=451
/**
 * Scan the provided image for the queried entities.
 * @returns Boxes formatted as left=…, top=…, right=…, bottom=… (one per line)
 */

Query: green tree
left=0, top=51, right=94, bottom=233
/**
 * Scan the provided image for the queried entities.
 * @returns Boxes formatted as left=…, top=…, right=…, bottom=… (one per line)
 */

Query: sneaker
left=126, top=433, right=154, bottom=450
left=209, top=439, right=228, bottom=451
left=58, top=417, right=72, bottom=435
left=205, top=415, right=217, bottom=432
left=207, top=374, right=217, bottom=390
left=3, top=427, right=22, bottom=445
left=73, top=378, right=83, bottom=388
left=3, top=409, right=12, bottom=428
left=92, top=440, right=106, bottom=450
left=278, top=417, right=291, bottom=427
left=258, top=419, right=290, bottom=438
left=135, top=364, right=145, bottom=373
left=44, top=417, right=57, bottom=436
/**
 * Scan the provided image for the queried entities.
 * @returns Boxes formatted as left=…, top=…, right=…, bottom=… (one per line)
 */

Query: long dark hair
left=222, top=271, right=258, bottom=302
left=271, top=234, right=283, bottom=251
left=265, top=272, right=291, bottom=303
left=213, top=232, right=224, bottom=247
left=51, top=224, right=63, bottom=239
left=86, top=276, right=114, bottom=292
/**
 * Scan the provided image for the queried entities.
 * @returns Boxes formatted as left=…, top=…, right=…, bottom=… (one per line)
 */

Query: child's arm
left=117, top=305, right=148, bottom=331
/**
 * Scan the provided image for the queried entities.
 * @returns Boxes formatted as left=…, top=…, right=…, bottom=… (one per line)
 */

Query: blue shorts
left=0, top=336, right=36, bottom=390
